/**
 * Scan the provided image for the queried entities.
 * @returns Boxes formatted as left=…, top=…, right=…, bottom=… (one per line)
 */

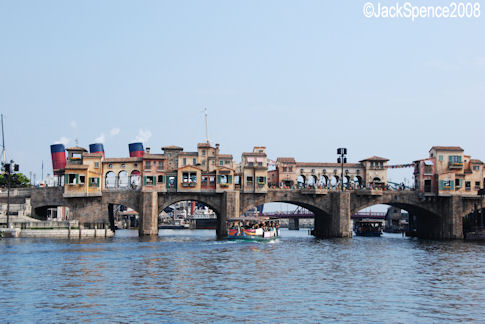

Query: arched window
left=105, top=171, right=117, bottom=188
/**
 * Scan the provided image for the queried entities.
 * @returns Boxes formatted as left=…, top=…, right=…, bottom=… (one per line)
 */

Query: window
left=211, top=160, right=215, bottom=165
left=283, top=167, right=287, bottom=172
left=439, top=155, right=443, bottom=161
left=94, top=162, right=99, bottom=169
left=257, top=176, right=266, bottom=184
left=202, top=160, right=206, bottom=166
left=158, top=175, right=164, bottom=183
left=289, top=166, right=292, bottom=172
left=108, top=163, right=113, bottom=168
left=183, top=158, right=187, bottom=166
left=202, top=176, right=208, bottom=186
left=465, top=181, right=471, bottom=190
left=89, top=177, right=99, bottom=187
left=134, top=163, right=138, bottom=167
left=121, top=163, right=125, bottom=168
left=225, top=160, right=230, bottom=165
left=258, top=162, right=263, bottom=166
left=193, top=158, right=196, bottom=165
left=248, top=162, right=254, bottom=166
left=473, top=165, right=480, bottom=171
left=440, top=180, right=453, bottom=190
left=145, top=161, right=151, bottom=169
left=209, top=176, right=215, bottom=185
left=246, top=176, right=254, bottom=184
left=144, top=176, right=155, bottom=186
left=79, top=176, right=85, bottom=184
left=220, top=160, right=224, bottom=166
left=475, top=181, right=480, bottom=189
left=67, top=174, right=77, bottom=185
left=455, top=179, right=462, bottom=187
left=158, top=161, right=164, bottom=170
left=202, top=150, right=206, bottom=156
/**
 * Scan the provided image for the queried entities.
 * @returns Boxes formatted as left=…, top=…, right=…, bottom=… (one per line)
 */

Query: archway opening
left=320, top=175, right=329, bottom=188
left=297, top=175, right=306, bottom=188
left=252, top=202, right=315, bottom=231
left=158, top=200, right=220, bottom=237
left=353, top=203, right=442, bottom=238
left=33, top=205, right=70, bottom=221
left=105, top=171, right=117, bottom=189
left=108, top=203, right=140, bottom=231
left=463, top=206, right=485, bottom=238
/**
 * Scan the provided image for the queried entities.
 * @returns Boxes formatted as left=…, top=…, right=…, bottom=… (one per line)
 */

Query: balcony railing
left=448, top=162, right=463, bottom=169
left=182, top=182, right=196, bottom=187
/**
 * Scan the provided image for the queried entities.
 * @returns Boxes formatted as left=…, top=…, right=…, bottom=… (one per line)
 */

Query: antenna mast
left=204, top=108, right=210, bottom=144
left=1, top=114, right=5, bottom=164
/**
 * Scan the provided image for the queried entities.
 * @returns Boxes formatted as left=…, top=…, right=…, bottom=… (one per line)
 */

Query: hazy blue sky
left=1, top=0, right=484, bottom=184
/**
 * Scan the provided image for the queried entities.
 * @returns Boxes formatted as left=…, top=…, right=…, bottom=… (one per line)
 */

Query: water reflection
left=0, top=230, right=484, bottom=323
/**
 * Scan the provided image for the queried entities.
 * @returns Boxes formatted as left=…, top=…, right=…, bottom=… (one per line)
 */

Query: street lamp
left=337, top=148, right=347, bottom=191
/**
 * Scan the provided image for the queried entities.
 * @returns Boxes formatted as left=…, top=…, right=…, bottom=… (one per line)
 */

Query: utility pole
left=337, top=148, right=347, bottom=191
left=204, top=108, right=210, bottom=144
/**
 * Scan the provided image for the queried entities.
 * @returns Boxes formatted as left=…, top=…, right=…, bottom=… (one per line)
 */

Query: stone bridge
left=27, top=187, right=484, bottom=240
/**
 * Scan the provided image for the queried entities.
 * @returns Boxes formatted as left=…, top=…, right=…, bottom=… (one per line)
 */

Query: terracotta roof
left=359, top=156, right=389, bottom=162
left=83, top=153, right=103, bottom=158
left=66, top=146, right=88, bottom=152
left=242, top=152, right=266, bottom=156
left=218, top=154, right=233, bottom=158
left=103, top=157, right=142, bottom=163
left=216, top=166, right=235, bottom=171
left=65, top=165, right=88, bottom=170
left=296, top=162, right=362, bottom=168
left=277, top=157, right=296, bottom=163
left=179, top=152, right=198, bottom=156
left=143, top=154, right=166, bottom=160
left=429, top=146, right=464, bottom=152
left=471, top=159, right=483, bottom=164
left=197, top=143, right=212, bottom=148
left=162, top=145, right=183, bottom=150
left=177, top=165, right=202, bottom=171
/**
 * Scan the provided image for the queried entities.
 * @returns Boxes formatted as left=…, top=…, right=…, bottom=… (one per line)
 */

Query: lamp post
left=3, top=160, right=19, bottom=228
left=337, top=148, right=347, bottom=191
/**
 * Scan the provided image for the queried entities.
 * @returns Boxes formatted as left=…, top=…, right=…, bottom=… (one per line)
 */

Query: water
left=1, top=229, right=484, bottom=323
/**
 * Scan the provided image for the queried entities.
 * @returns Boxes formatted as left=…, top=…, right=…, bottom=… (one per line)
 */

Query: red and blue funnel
left=129, top=142, right=144, bottom=157
left=50, top=144, right=66, bottom=171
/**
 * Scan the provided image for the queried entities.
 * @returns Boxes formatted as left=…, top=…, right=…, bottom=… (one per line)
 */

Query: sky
left=1, top=0, right=484, bottom=186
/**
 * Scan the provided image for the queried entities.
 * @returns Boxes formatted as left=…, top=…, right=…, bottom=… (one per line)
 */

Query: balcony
left=448, top=162, right=463, bottom=169
left=182, top=182, right=196, bottom=188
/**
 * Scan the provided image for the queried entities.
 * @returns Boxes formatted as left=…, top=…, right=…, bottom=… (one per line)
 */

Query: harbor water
left=1, top=229, right=484, bottom=323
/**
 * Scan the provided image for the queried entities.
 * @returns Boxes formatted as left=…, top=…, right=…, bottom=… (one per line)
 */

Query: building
left=241, top=146, right=268, bottom=193
left=268, top=155, right=389, bottom=189
left=414, top=146, right=484, bottom=196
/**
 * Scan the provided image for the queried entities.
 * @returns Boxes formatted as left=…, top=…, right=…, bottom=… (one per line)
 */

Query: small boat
left=354, top=219, right=383, bottom=237
left=227, top=218, right=280, bottom=240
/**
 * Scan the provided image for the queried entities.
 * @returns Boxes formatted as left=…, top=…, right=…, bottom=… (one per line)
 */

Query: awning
left=256, top=157, right=264, bottom=163
left=247, top=157, right=255, bottom=163
left=424, top=160, right=434, bottom=166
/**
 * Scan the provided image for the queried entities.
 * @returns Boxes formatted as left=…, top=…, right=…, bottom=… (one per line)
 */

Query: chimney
left=215, top=143, right=220, bottom=153
left=146, top=147, right=151, bottom=154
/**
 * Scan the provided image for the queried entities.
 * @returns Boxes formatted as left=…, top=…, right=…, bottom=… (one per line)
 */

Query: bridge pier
left=216, top=191, right=239, bottom=239
left=288, top=218, right=299, bottom=230
left=139, top=191, right=158, bottom=236
left=313, top=192, right=352, bottom=238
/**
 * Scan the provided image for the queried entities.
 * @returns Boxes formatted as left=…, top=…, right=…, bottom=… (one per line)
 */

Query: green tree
left=0, top=172, right=31, bottom=188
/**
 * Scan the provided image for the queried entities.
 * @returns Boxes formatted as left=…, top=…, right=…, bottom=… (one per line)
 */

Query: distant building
left=385, top=206, right=408, bottom=232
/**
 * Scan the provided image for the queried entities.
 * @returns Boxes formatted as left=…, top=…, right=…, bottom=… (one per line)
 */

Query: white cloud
left=70, top=121, right=77, bottom=129
left=134, top=128, right=152, bottom=143
left=94, top=133, right=106, bottom=144
left=110, top=127, right=120, bottom=136
left=54, top=136, right=70, bottom=146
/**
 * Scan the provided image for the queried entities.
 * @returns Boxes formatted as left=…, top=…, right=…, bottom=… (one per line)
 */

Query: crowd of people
left=228, top=219, right=280, bottom=232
